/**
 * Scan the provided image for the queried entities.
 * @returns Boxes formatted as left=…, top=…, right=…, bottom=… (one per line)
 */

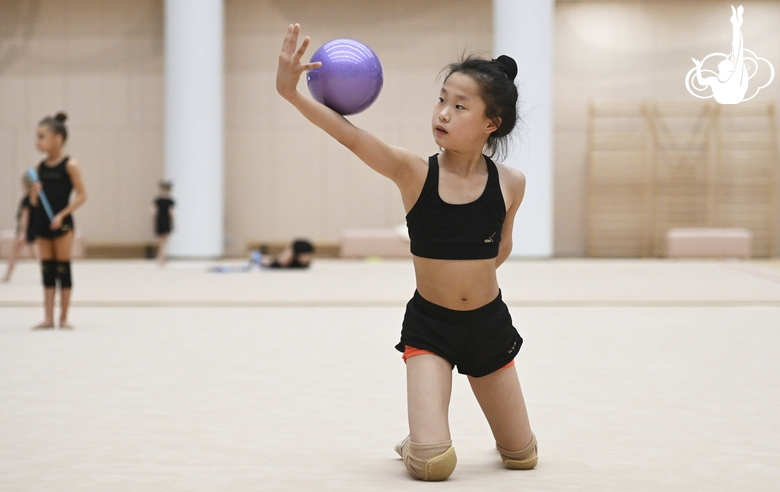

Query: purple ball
left=307, top=39, right=383, bottom=116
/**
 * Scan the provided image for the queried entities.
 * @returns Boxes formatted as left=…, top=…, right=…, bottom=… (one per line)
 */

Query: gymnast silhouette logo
left=685, top=5, right=774, bottom=104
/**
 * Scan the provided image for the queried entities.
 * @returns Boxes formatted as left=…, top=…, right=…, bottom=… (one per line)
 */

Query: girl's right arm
left=18, top=207, right=30, bottom=239
left=276, top=24, right=424, bottom=189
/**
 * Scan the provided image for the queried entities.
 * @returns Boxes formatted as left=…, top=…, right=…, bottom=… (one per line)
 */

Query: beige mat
left=1, top=259, right=778, bottom=491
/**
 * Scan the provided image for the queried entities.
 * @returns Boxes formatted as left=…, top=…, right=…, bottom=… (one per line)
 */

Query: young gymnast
left=29, top=112, right=87, bottom=329
left=2, top=175, right=39, bottom=282
left=277, top=24, right=535, bottom=481
left=152, top=180, right=175, bottom=266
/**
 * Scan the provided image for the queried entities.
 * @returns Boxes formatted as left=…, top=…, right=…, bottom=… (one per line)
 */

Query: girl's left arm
left=54, top=160, right=87, bottom=225
left=495, top=166, right=526, bottom=268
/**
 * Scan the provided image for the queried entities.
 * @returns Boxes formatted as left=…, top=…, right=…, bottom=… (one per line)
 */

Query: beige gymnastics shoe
left=497, top=433, right=538, bottom=470
left=395, top=435, right=457, bottom=481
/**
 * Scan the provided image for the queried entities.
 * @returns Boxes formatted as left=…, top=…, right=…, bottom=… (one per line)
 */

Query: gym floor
left=1, top=258, right=779, bottom=491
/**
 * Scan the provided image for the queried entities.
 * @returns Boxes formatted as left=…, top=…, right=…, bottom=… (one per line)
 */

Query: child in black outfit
left=30, top=112, right=88, bottom=329
left=152, top=180, right=175, bottom=266
left=260, top=239, right=315, bottom=269
left=277, top=24, right=535, bottom=481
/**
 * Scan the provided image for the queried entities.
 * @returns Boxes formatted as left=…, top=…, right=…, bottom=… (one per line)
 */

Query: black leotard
left=154, top=197, right=175, bottom=236
left=35, top=157, right=74, bottom=239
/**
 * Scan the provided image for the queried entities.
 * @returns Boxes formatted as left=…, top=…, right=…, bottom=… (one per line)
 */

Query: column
left=494, top=0, right=555, bottom=257
left=164, top=0, right=224, bottom=257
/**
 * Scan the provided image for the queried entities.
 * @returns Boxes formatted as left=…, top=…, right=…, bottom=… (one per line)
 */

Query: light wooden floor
left=1, top=258, right=779, bottom=491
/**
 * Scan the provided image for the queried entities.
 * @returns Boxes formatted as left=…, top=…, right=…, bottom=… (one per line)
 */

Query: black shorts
left=395, top=290, right=523, bottom=378
left=155, top=217, right=172, bottom=236
left=36, top=215, right=74, bottom=239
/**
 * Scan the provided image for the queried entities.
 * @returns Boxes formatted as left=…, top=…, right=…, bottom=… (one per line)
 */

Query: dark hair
left=159, top=180, right=173, bottom=191
left=39, top=112, right=68, bottom=141
left=292, top=239, right=314, bottom=255
left=441, top=55, right=519, bottom=161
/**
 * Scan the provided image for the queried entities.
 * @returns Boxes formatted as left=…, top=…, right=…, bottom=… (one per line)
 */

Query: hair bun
left=54, top=111, right=68, bottom=123
left=493, top=55, right=518, bottom=81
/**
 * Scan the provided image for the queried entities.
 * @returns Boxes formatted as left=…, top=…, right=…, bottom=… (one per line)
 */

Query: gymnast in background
left=261, top=239, right=315, bottom=269
left=2, top=174, right=39, bottom=283
left=152, top=180, right=175, bottom=266
left=30, top=112, right=87, bottom=329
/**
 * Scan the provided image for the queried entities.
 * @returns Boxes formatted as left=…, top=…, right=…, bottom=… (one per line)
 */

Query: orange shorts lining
left=402, top=345, right=514, bottom=371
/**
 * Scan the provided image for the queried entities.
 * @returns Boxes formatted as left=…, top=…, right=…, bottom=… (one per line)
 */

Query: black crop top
left=406, top=154, right=506, bottom=260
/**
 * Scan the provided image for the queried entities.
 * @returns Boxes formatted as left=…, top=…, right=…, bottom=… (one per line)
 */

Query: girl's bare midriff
left=413, top=256, right=499, bottom=310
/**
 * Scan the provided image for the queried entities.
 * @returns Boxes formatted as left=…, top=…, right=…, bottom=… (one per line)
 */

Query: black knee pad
left=41, top=260, right=57, bottom=288
left=56, top=261, right=72, bottom=289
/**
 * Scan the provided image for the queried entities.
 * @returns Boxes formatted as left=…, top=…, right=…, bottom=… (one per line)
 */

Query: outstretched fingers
left=295, top=35, right=322, bottom=71
left=280, top=24, right=321, bottom=71
left=281, top=24, right=299, bottom=57
left=294, top=34, right=310, bottom=62
left=277, top=23, right=319, bottom=97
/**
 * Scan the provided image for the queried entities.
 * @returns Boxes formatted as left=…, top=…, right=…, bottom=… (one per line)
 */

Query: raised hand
left=276, top=24, right=322, bottom=100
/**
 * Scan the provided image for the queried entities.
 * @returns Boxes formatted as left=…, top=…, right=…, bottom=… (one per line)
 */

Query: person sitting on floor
left=261, top=239, right=315, bottom=269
